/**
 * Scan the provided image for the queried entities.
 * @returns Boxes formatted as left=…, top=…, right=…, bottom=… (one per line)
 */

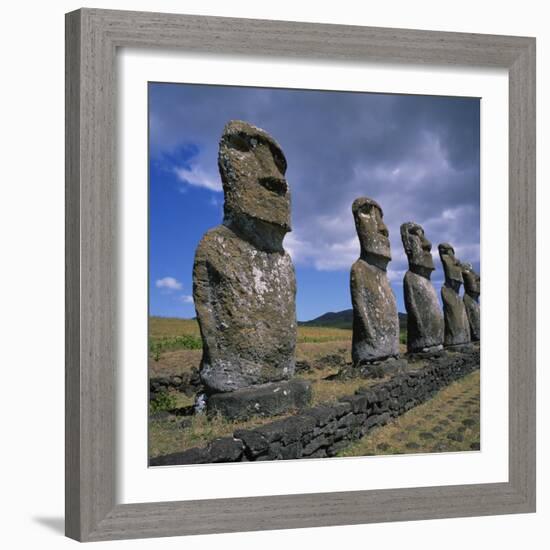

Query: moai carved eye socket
left=359, top=204, right=373, bottom=217
left=227, top=133, right=252, bottom=152
left=378, top=222, right=389, bottom=238
left=270, top=147, right=287, bottom=175
left=408, top=226, right=420, bottom=238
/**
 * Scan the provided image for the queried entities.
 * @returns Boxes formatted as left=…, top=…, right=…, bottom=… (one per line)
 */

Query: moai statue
left=400, top=222, right=444, bottom=353
left=193, top=120, right=310, bottom=418
left=438, top=243, right=471, bottom=347
left=461, top=262, right=480, bottom=342
left=350, top=197, right=401, bottom=367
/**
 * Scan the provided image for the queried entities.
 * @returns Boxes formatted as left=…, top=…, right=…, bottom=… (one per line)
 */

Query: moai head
left=438, top=243, right=463, bottom=291
left=352, top=197, right=391, bottom=270
left=400, top=222, right=435, bottom=278
left=218, top=120, right=290, bottom=248
left=461, top=262, right=480, bottom=300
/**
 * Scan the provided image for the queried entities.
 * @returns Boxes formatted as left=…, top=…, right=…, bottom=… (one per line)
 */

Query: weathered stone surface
left=149, top=446, right=209, bottom=466
left=350, top=197, right=400, bottom=365
left=207, top=437, right=245, bottom=463
left=207, top=379, right=312, bottom=420
left=330, top=356, right=406, bottom=380
left=461, top=262, right=480, bottom=342
left=463, top=294, right=480, bottom=342
left=400, top=222, right=444, bottom=352
left=438, top=243, right=470, bottom=347
left=193, top=120, right=297, bottom=393
left=150, top=346, right=480, bottom=466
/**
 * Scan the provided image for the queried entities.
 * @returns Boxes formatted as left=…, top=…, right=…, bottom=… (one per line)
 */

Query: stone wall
left=150, top=347, right=479, bottom=466
left=150, top=368, right=202, bottom=398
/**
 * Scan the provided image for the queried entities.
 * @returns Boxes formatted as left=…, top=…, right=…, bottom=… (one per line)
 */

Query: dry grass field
left=338, top=370, right=480, bottom=457
left=148, top=316, right=478, bottom=459
left=149, top=317, right=203, bottom=339
left=149, top=317, right=388, bottom=457
left=149, top=316, right=404, bottom=377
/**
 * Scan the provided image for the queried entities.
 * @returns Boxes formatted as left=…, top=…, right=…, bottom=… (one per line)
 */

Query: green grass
left=149, top=334, right=202, bottom=361
left=149, top=391, right=179, bottom=414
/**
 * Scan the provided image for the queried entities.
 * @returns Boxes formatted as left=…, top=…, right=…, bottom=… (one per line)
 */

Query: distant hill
left=300, top=309, right=407, bottom=331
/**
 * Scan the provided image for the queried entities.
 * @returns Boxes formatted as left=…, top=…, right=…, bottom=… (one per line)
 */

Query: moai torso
left=438, top=243, right=470, bottom=346
left=462, top=263, right=480, bottom=342
left=350, top=198, right=400, bottom=364
left=193, top=120, right=297, bottom=394
left=401, top=222, right=444, bottom=352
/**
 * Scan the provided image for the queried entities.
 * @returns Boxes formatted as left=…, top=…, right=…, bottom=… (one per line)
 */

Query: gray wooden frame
left=65, top=8, right=536, bottom=542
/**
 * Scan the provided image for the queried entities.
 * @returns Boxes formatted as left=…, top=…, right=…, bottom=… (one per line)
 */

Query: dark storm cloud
left=149, top=83, right=480, bottom=278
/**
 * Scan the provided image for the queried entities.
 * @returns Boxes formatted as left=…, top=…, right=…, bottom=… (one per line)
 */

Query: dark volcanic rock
left=439, top=243, right=471, bottom=347
left=207, top=378, right=312, bottom=420
left=149, top=367, right=204, bottom=397
left=350, top=197, right=400, bottom=365
left=295, top=360, right=312, bottom=374
left=207, top=437, right=245, bottom=463
left=332, top=357, right=407, bottom=380
left=401, top=222, right=444, bottom=353
left=461, top=262, right=480, bottom=342
left=149, top=446, right=209, bottom=466
left=193, top=120, right=297, bottom=394
left=149, top=347, right=480, bottom=467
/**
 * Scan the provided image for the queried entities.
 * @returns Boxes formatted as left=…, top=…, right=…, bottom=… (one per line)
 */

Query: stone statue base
left=445, top=342, right=475, bottom=353
left=406, top=345, right=445, bottom=362
left=206, top=379, right=312, bottom=420
left=333, top=356, right=408, bottom=380
left=356, top=357, right=408, bottom=378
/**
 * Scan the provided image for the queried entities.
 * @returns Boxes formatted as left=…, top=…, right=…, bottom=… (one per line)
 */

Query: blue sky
left=149, top=83, right=480, bottom=322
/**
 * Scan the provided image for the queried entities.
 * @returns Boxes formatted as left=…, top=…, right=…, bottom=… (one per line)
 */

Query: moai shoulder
left=400, top=222, right=443, bottom=353
left=350, top=197, right=400, bottom=367
left=461, top=262, right=480, bottom=342
left=438, top=243, right=471, bottom=347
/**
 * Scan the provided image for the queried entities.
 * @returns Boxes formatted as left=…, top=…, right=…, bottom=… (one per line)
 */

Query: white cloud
left=285, top=232, right=359, bottom=272
left=180, top=295, right=194, bottom=304
left=155, top=276, right=183, bottom=291
left=151, top=85, right=479, bottom=287
left=174, top=164, right=222, bottom=192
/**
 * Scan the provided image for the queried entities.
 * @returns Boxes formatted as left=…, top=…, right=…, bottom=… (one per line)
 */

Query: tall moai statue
left=400, top=222, right=444, bottom=353
left=461, top=262, right=480, bottom=342
left=438, top=243, right=471, bottom=347
left=350, top=197, right=400, bottom=366
left=193, top=120, right=310, bottom=418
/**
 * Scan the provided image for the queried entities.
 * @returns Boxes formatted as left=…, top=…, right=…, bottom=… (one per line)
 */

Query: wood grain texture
left=65, top=8, right=536, bottom=542
left=65, top=9, right=81, bottom=541
left=507, top=40, right=536, bottom=508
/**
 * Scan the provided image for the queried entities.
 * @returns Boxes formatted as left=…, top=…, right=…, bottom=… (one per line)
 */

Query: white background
left=0, top=0, right=547, bottom=548
left=118, top=50, right=509, bottom=503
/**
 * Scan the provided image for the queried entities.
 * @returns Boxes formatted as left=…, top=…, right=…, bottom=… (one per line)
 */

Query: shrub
left=150, top=391, right=178, bottom=414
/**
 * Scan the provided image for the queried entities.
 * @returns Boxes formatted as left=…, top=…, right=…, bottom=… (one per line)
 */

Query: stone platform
left=150, top=346, right=480, bottom=466
left=206, top=379, right=312, bottom=420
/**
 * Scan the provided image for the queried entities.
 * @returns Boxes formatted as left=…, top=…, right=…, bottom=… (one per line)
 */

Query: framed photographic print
left=65, top=8, right=536, bottom=542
